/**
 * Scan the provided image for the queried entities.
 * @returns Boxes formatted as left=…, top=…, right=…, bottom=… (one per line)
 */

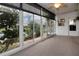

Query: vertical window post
left=33, top=13, right=35, bottom=42
left=19, top=11, right=24, bottom=47
left=19, top=3, right=24, bottom=47
left=40, top=8, right=43, bottom=39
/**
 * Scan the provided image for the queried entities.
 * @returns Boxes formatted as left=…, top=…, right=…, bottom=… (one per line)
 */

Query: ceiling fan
left=48, top=3, right=67, bottom=9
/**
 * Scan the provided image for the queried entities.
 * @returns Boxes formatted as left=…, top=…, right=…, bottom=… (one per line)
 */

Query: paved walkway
left=12, top=36, right=79, bottom=56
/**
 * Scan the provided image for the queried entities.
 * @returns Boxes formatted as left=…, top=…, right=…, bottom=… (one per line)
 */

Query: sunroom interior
left=0, top=3, right=79, bottom=56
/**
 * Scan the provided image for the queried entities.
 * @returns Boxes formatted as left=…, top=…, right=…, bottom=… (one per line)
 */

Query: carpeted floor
left=12, top=36, right=79, bottom=56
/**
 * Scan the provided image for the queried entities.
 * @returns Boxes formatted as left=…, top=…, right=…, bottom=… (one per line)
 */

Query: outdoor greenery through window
left=23, top=12, right=33, bottom=43
left=50, top=20, right=55, bottom=35
left=34, top=15, right=41, bottom=39
left=42, top=17, right=48, bottom=38
left=47, top=20, right=55, bottom=35
left=23, top=12, right=41, bottom=43
left=0, top=5, right=19, bottom=53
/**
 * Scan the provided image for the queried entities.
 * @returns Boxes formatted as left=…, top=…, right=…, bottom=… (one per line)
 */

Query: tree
left=34, top=22, right=40, bottom=37
left=0, top=10, right=19, bottom=52
left=24, top=20, right=40, bottom=41
left=28, top=21, right=40, bottom=37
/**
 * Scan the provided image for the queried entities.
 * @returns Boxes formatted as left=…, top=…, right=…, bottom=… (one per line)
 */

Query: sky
left=23, top=12, right=46, bottom=26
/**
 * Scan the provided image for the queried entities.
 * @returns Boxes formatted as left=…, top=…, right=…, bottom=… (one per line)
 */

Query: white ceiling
left=38, top=3, right=78, bottom=15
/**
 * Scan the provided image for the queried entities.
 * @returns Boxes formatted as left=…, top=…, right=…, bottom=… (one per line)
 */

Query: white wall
left=56, top=11, right=79, bottom=36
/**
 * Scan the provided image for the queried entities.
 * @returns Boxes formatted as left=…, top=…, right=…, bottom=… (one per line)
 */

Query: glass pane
left=42, top=17, right=48, bottom=38
left=49, top=20, right=55, bottom=35
left=23, top=12, right=33, bottom=44
left=47, top=19, right=52, bottom=35
left=34, top=15, right=41, bottom=41
left=0, top=5, right=19, bottom=53
left=51, top=20, right=55, bottom=35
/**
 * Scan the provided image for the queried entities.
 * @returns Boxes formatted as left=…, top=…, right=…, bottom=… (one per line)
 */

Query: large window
left=34, top=15, right=41, bottom=41
left=0, top=4, right=55, bottom=55
left=69, top=19, right=76, bottom=31
left=0, top=5, right=19, bottom=53
left=42, top=17, right=48, bottom=38
left=47, top=20, right=55, bottom=35
left=51, top=20, right=55, bottom=35
left=23, top=12, right=34, bottom=44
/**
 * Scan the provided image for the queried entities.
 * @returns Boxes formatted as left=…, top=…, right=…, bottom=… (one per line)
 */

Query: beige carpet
left=12, top=36, right=79, bottom=56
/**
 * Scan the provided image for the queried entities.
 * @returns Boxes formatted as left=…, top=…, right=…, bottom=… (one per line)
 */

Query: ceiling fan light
left=54, top=3, right=61, bottom=8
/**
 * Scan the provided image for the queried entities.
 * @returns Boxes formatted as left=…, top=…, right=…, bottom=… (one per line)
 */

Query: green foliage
left=0, top=10, right=19, bottom=52
left=34, top=22, right=40, bottom=37
left=24, top=20, right=40, bottom=41
left=0, top=11, right=18, bottom=29
left=24, top=26, right=32, bottom=36
left=2, top=29, right=18, bottom=38
left=24, top=21, right=33, bottom=40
